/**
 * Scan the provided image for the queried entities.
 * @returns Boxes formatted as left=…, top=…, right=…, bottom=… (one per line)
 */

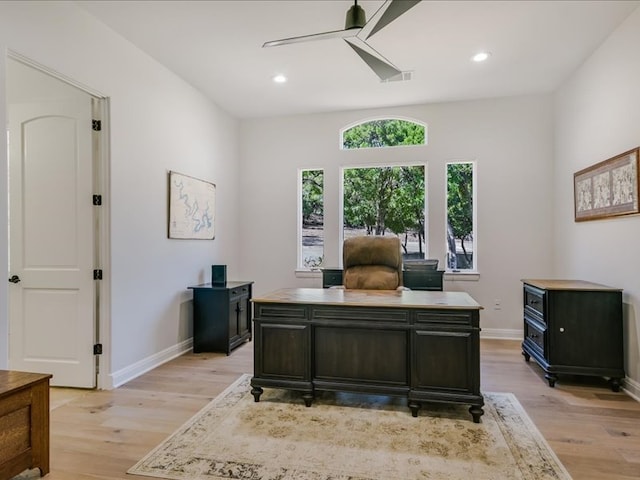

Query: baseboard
left=480, top=328, right=521, bottom=340
left=623, top=376, right=640, bottom=402
left=107, top=338, right=193, bottom=389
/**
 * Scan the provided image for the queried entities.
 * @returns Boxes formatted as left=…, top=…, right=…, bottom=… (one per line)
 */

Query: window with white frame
left=299, top=169, right=324, bottom=270
left=342, top=165, right=426, bottom=261
left=342, top=118, right=426, bottom=149
left=446, top=162, right=476, bottom=271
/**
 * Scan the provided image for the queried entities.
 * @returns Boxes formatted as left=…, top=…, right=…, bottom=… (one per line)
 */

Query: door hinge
left=93, top=343, right=103, bottom=355
left=93, top=269, right=103, bottom=280
left=92, top=119, right=102, bottom=131
left=93, top=194, right=102, bottom=206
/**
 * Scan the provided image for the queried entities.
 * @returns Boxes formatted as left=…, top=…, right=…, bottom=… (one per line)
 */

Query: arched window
left=341, top=118, right=426, bottom=149
left=334, top=118, right=428, bottom=265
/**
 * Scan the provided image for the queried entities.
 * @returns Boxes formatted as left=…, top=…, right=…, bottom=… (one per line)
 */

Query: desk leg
left=251, top=386, right=263, bottom=402
left=302, top=393, right=313, bottom=407
left=408, top=401, right=420, bottom=417
left=469, top=405, right=484, bottom=423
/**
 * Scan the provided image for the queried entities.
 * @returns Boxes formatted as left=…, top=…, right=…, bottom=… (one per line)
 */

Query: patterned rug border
left=128, top=373, right=573, bottom=480
left=491, top=387, right=573, bottom=480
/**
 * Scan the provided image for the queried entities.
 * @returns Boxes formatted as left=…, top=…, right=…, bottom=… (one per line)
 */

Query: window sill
left=444, top=271, right=480, bottom=282
left=295, top=269, right=322, bottom=279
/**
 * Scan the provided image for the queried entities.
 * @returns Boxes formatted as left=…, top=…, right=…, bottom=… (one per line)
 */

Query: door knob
left=8, top=275, right=21, bottom=283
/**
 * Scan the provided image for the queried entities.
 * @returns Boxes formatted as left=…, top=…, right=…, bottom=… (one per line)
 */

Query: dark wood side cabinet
left=402, top=270, right=444, bottom=291
left=321, top=268, right=444, bottom=291
left=0, top=370, right=52, bottom=480
left=188, top=281, right=253, bottom=355
left=251, top=288, right=484, bottom=422
left=521, top=279, right=624, bottom=391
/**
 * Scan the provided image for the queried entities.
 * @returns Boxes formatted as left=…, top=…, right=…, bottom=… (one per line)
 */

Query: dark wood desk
left=251, top=288, right=484, bottom=422
left=0, top=370, right=52, bottom=480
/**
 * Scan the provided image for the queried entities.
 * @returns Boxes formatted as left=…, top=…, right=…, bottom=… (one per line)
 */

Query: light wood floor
left=31, top=339, right=640, bottom=480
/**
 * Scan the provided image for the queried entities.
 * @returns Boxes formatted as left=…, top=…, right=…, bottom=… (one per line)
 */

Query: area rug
left=128, top=374, right=572, bottom=480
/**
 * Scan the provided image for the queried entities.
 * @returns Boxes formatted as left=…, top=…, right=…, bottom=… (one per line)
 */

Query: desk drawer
left=312, top=306, right=409, bottom=324
left=414, top=311, right=473, bottom=327
left=255, top=303, right=307, bottom=320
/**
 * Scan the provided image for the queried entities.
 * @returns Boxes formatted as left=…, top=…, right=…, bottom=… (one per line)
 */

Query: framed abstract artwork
left=574, top=148, right=639, bottom=222
left=168, top=171, right=216, bottom=239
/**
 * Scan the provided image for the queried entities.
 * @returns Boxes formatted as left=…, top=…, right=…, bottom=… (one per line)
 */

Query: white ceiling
left=77, top=0, right=639, bottom=119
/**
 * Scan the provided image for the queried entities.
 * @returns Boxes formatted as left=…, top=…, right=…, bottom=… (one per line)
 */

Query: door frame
left=7, top=51, right=112, bottom=389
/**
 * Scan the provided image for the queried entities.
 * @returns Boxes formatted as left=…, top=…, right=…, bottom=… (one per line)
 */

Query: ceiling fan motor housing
left=345, top=3, right=366, bottom=30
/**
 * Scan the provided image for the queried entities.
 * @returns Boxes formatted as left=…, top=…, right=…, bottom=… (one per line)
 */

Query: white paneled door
left=8, top=65, right=96, bottom=387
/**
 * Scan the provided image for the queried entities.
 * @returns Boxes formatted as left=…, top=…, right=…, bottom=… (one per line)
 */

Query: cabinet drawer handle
left=559, top=327, right=565, bottom=333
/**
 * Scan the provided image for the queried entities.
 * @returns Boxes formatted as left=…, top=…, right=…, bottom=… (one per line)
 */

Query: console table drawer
left=524, top=318, right=545, bottom=353
left=524, top=285, right=545, bottom=320
left=229, top=284, right=250, bottom=301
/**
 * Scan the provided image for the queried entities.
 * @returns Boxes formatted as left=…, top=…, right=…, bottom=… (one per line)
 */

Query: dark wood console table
left=321, top=268, right=444, bottom=291
left=0, top=370, right=52, bottom=479
left=188, top=281, right=253, bottom=354
left=250, top=288, right=484, bottom=422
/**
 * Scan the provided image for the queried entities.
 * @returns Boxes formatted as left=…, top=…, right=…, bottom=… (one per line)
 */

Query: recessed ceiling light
left=273, top=74, right=287, bottom=83
left=472, top=52, right=491, bottom=63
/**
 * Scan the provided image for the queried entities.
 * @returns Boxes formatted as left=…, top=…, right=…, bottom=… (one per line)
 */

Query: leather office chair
left=342, top=235, right=404, bottom=290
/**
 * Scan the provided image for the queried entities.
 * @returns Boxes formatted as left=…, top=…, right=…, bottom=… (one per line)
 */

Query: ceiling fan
left=263, top=0, right=421, bottom=81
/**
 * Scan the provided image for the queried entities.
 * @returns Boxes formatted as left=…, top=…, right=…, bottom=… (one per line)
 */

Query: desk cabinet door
left=411, top=329, right=477, bottom=393
left=254, top=323, right=310, bottom=380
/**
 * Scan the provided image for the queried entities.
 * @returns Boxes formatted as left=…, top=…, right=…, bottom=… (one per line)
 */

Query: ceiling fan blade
left=263, top=28, right=361, bottom=48
left=360, top=0, right=421, bottom=41
left=344, top=38, right=401, bottom=81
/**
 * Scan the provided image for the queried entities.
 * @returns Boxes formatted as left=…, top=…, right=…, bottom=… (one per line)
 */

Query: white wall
left=554, top=7, right=640, bottom=394
left=239, top=95, right=555, bottom=337
left=0, top=1, right=241, bottom=386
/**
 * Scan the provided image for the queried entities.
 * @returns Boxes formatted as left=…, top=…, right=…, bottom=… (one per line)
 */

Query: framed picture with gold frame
left=574, top=148, right=639, bottom=222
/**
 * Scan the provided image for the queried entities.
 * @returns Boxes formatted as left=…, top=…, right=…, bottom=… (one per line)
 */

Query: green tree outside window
left=341, top=119, right=426, bottom=259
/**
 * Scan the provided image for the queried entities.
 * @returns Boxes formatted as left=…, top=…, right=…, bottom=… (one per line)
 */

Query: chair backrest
left=342, top=236, right=403, bottom=289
